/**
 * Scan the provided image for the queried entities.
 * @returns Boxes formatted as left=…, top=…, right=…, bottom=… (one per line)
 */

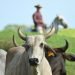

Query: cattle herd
left=0, top=16, right=75, bottom=75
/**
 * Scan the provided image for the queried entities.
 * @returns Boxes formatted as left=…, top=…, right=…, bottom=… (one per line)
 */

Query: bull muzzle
left=29, top=58, right=39, bottom=66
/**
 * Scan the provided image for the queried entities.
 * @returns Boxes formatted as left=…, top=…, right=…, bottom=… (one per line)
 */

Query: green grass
left=59, top=29, right=75, bottom=38
left=0, top=29, right=75, bottom=75
left=0, top=29, right=23, bottom=50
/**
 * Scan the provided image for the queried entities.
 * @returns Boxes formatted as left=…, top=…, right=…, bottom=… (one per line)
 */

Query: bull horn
left=45, top=25, right=57, bottom=39
left=13, top=35, right=19, bottom=47
left=53, top=39, right=68, bottom=53
left=18, top=27, right=26, bottom=41
left=61, top=39, right=68, bottom=52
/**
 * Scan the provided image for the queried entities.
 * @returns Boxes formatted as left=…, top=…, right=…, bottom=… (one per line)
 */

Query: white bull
left=0, top=49, right=7, bottom=75
left=5, top=35, right=55, bottom=75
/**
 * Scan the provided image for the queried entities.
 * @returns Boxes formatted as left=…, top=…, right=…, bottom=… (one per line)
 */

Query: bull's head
left=17, top=27, right=57, bottom=66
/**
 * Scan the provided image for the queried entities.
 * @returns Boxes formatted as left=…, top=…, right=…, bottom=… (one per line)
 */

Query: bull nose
left=29, top=58, right=39, bottom=66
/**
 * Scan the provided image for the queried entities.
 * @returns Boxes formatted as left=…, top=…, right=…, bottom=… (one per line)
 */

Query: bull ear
left=44, top=44, right=56, bottom=57
left=63, top=53, right=75, bottom=61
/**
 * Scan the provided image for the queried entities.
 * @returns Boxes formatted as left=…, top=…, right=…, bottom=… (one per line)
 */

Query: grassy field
left=0, top=28, right=75, bottom=75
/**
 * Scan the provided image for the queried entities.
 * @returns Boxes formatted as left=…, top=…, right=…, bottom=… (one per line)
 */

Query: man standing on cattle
left=32, top=4, right=46, bottom=33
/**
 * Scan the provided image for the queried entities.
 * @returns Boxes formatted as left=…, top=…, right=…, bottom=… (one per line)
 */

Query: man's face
left=36, top=8, right=41, bottom=11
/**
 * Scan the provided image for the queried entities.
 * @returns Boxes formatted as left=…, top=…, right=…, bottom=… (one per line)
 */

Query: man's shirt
left=33, top=11, right=44, bottom=26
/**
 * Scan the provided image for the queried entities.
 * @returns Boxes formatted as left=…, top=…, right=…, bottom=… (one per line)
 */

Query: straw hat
left=35, top=4, right=42, bottom=8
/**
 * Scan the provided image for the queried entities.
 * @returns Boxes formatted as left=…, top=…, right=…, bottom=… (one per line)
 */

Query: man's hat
left=35, top=4, right=42, bottom=8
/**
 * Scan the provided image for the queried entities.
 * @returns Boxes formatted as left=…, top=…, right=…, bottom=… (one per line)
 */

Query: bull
left=5, top=27, right=57, bottom=75
left=45, top=40, right=75, bottom=75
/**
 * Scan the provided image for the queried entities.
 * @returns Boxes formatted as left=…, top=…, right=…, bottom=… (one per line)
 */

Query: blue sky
left=0, top=0, right=75, bottom=30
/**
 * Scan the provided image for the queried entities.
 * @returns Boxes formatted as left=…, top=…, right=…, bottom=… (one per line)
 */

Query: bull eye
left=40, top=43, right=44, bottom=48
left=25, top=44, right=31, bottom=51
